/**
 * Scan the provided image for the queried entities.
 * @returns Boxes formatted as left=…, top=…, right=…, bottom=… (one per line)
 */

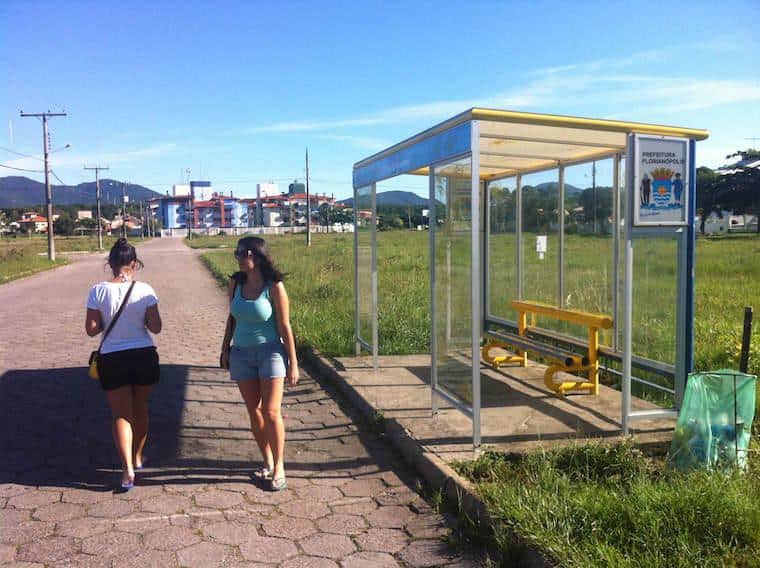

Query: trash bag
left=669, top=369, right=757, bottom=471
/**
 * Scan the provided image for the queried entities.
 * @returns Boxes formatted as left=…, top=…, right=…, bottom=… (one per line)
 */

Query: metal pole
left=740, top=307, right=753, bottom=373
left=429, top=169, right=438, bottom=416
left=306, top=148, right=311, bottom=246
left=516, top=174, right=523, bottom=299
left=471, top=122, right=482, bottom=449
left=558, top=165, right=565, bottom=308
left=84, top=165, right=108, bottom=250
left=612, top=153, right=622, bottom=351
left=622, top=135, right=635, bottom=434
left=20, top=111, right=66, bottom=260
left=41, top=116, right=55, bottom=260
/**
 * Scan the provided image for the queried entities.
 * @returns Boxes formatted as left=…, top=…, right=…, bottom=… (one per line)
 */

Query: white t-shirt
left=86, top=281, right=158, bottom=354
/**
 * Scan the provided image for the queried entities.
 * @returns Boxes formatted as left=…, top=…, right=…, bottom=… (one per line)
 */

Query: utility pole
left=121, top=182, right=127, bottom=238
left=305, top=148, right=311, bottom=246
left=139, top=201, right=145, bottom=239
left=592, top=160, right=597, bottom=234
left=84, top=165, right=109, bottom=250
left=20, top=110, right=67, bottom=261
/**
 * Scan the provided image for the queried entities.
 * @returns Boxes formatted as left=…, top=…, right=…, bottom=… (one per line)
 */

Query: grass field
left=192, top=231, right=760, bottom=380
left=195, top=230, right=760, bottom=567
left=0, top=235, right=144, bottom=283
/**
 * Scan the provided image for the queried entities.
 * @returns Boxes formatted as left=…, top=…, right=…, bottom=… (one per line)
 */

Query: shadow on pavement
left=0, top=364, right=409, bottom=491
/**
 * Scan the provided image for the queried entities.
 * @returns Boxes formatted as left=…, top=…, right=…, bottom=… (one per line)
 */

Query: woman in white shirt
left=85, top=238, right=162, bottom=491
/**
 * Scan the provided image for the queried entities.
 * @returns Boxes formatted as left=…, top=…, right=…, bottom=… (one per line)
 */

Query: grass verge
left=0, top=235, right=149, bottom=283
left=454, top=441, right=760, bottom=567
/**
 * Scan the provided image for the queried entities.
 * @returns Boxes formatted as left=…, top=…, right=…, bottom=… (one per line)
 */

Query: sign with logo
left=634, top=136, right=689, bottom=226
left=536, top=235, right=547, bottom=260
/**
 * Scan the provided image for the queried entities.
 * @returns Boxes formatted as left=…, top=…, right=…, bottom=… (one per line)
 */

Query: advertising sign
left=634, top=136, right=689, bottom=226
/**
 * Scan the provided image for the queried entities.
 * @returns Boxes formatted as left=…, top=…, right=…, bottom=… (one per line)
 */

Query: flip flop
left=270, top=477, right=287, bottom=492
left=252, top=465, right=273, bottom=480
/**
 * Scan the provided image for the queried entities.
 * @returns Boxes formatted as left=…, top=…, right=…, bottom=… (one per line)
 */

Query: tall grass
left=454, top=442, right=760, bottom=567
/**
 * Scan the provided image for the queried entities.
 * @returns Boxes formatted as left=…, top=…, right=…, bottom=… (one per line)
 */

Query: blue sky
left=1, top=0, right=759, bottom=199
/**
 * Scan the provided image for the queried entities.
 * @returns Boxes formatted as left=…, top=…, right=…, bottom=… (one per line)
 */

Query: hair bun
left=115, top=238, right=129, bottom=247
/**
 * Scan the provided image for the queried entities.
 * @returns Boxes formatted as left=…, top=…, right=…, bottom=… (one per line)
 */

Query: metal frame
left=429, top=151, right=476, bottom=422
left=351, top=109, right=706, bottom=447
left=353, top=183, right=378, bottom=370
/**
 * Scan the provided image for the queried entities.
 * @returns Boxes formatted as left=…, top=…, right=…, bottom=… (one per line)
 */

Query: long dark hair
left=107, top=238, right=143, bottom=276
left=232, top=236, right=285, bottom=284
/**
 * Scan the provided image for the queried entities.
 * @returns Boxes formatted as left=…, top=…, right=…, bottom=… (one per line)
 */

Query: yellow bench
left=481, top=300, right=614, bottom=396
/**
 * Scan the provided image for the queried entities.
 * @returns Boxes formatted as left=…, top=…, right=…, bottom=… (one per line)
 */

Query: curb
left=300, top=345, right=552, bottom=568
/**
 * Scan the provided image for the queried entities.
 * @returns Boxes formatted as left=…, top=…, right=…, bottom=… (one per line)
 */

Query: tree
left=578, top=186, right=613, bottom=232
left=53, top=213, right=75, bottom=236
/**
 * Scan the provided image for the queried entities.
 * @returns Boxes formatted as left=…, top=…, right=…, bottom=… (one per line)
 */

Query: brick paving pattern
left=0, top=238, right=480, bottom=567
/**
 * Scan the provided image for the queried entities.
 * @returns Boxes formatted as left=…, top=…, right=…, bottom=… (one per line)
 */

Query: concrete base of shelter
left=327, top=353, right=675, bottom=461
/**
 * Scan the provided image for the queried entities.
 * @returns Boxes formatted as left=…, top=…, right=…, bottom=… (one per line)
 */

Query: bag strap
left=97, top=281, right=136, bottom=352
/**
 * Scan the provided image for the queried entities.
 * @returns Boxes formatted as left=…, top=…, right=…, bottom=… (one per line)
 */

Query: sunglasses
left=234, top=248, right=253, bottom=259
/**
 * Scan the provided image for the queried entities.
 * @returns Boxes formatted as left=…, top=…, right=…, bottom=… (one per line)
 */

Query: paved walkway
left=0, top=238, right=480, bottom=567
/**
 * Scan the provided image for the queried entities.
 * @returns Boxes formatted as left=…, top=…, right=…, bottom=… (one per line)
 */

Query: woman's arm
left=145, top=304, right=162, bottom=334
left=270, top=281, right=299, bottom=386
left=85, top=308, right=103, bottom=337
left=220, top=279, right=237, bottom=369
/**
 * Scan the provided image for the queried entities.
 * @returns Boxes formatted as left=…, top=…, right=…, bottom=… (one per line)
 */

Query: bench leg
left=588, top=326, right=600, bottom=396
left=481, top=340, right=525, bottom=369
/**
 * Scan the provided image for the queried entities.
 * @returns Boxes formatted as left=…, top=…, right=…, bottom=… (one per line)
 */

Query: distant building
left=77, top=210, right=93, bottom=220
left=17, top=212, right=48, bottom=233
left=190, top=181, right=212, bottom=201
left=150, top=179, right=342, bottom=230
left=172, top=184, right=190, bottom=197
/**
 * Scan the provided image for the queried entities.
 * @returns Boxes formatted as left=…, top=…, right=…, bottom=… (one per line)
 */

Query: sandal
left=252, top=465, right=273, bottom=480
left=270, top=477, right=287, bottom=492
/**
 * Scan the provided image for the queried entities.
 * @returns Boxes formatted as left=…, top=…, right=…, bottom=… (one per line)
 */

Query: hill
left=339, top=190, right=430, bottom=207
left=532, top=181, right=584, bottom=195
left=0, top=176, right=161, bottom=207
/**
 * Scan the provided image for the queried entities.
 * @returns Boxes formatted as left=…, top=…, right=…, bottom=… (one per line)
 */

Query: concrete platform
left=333, top=354, right=675, bottom=462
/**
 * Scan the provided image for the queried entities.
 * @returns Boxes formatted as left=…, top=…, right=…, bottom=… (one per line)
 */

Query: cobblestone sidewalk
left=0, top=238, right=481, bottom=567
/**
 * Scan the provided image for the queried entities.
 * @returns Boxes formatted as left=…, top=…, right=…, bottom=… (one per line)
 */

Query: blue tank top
left=230, top=281, right=280, bottom=347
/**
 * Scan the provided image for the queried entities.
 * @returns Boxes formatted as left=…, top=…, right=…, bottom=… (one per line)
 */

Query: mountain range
left=338, top=182, right=586, bottom=208
left=0, top=176, right=161, bottom=208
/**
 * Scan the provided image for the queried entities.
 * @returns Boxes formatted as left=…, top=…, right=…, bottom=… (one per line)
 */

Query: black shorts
left=98, top=347, right=160, bottom=391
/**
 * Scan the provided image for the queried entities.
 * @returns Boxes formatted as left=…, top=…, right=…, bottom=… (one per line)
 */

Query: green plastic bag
left=669, top=369, right=757, bottom=471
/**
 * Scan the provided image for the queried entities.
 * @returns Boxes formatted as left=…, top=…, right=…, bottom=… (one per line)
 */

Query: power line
left=0, top=146, right=44, bottom=161
left=0, top=163, right=45, bottom=173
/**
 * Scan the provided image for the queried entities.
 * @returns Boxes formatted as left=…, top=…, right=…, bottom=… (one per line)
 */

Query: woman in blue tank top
left=220, top=236, right=299, bottom=491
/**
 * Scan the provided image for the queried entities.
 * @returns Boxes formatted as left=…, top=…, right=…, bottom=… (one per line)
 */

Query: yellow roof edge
left=472, top=108, right=709, bottom=141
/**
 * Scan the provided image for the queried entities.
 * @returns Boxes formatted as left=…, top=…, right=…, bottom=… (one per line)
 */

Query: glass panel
left=520, top=171, right=560, bottom=312
left=433, top=156, right=473, bottom=405
left=632, top=236, right=678, bottom=365
left=487, top=178, right=517, bottom=321
left=355, top=185, right=374, bottom=347
left=376, top=175, right=431, bottom=355
left=562, top=160, right=615, bottom=345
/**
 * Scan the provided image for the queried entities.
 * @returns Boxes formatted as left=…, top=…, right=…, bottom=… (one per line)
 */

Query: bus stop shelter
left=352, top=108, right=709, bottom=446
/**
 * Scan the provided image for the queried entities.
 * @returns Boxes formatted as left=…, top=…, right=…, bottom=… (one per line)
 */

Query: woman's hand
left=220, top=348, right=230, bottom=370
left=286, top=364, right=299, bottom=387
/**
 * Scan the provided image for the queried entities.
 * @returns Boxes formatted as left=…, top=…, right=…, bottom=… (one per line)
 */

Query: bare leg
left=131, top=385, right=154, bottom=468
left=260, top=378, right=286, bottom=480
left=105, top=386, right=135, bottom=485
left=237, top=379, right=273, bottom=470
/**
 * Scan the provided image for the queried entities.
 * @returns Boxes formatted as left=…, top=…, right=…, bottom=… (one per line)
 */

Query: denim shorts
left=229, top=342, right=288, bottom=381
